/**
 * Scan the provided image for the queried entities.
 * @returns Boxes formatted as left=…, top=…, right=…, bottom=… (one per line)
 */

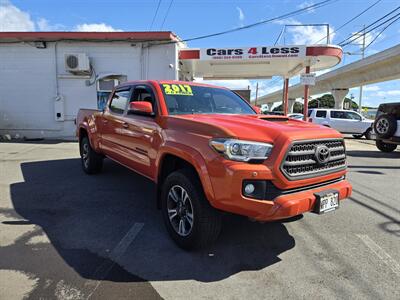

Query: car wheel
left=376, top=140, right=397, bottom=153
left=374, top=114, right=397, bottom=139
left=80, top=136, right=103, bottom=174
left=161, top=169, right=222, bottom=250
left=364, top=128, right=373, bottom=140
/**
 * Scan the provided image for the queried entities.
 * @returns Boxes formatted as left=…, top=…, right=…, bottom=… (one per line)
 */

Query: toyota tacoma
left=76, top=80, right=352, bottom=249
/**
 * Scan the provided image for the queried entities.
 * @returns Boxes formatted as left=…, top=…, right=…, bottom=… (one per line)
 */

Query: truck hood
left=173, top=114, right=342, bottom=143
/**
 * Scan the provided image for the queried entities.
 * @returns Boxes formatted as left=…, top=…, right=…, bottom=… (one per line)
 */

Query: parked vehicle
left=373, top=102, right=400, bottom=152
left=288, top=113, right=304, bottom=120
left=308, top=109, right=374, bottom=139
left=260, top=104, right=269, bottom=114
left=76, top=81, right=352, bottom=249
left=263, top=111, right=285, bottom=116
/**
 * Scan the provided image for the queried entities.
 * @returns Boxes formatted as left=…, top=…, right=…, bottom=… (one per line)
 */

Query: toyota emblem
left=315, top=145, right=330, bottom=164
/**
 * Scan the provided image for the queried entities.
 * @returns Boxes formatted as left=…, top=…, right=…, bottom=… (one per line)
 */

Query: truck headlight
left=210, top=138, right=273, bottom=162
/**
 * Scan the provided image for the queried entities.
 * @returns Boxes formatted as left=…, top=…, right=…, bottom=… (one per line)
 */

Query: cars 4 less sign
left=200, top=46, right=306, bottom=60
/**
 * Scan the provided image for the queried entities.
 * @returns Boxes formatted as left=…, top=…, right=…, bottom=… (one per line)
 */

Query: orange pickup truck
left=76, top=80, right=352, bottom=249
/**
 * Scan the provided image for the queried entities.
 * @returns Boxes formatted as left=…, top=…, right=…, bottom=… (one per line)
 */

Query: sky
left=0, top=0, right=399, bottom=107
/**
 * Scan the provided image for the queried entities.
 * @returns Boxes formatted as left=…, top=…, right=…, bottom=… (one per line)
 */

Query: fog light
left=244, top=184, right=255, bottom=194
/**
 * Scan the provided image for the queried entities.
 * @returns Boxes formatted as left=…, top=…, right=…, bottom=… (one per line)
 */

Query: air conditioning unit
left=65, top=53, right=90, bottom=73
left=97, top=79, right=120, bottom=92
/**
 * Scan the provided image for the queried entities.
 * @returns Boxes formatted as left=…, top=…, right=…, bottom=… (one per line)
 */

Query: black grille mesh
left=281, top=139, right=346, bottom=179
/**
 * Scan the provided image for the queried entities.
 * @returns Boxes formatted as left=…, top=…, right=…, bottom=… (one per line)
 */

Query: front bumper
left=207, top=161, right=352, bottom=221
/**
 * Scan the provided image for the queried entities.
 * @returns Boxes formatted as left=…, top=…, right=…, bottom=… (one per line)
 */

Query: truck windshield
left=159, top=83, right=256, bottom=115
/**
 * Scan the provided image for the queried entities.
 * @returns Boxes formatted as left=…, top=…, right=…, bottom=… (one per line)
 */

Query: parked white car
left=308, top=109, right=374, bottom=139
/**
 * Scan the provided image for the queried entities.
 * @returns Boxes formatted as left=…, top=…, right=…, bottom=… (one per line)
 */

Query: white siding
left=0, top=41, right=178, bottom=139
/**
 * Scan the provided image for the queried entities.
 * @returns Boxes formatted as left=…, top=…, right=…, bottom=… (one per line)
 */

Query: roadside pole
left=255, top=82, right=259, bottom=106
left=283, top=77, right=289, bottom=115
left=303, top=66, right=310, bottom=121
left=358, top=25, right=366, bottom=113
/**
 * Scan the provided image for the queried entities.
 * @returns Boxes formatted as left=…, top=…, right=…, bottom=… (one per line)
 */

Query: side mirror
left=128, top=101, right=154, bottom=116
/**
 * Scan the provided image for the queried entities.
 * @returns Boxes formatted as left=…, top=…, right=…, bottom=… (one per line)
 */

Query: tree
left=309, top=94, right=358, bottom=109
left=273, top=94, right=358, bottom=112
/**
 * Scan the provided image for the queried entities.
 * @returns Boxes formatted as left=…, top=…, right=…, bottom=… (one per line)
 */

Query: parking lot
left=0, top=138, right=399, bottom=299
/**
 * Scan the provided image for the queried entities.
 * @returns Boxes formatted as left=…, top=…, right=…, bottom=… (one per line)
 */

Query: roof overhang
left=179, top=45, right=342, bottom=80
left=0, top=31, right=180, bottom=43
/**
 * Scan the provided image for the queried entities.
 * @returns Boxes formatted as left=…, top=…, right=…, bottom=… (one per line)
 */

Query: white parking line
left=85, top=222, right=144, bottom=299
left=357, top=234, right=400, bottom=277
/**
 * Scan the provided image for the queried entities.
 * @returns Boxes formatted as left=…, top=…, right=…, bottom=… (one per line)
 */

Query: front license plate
left=314, top=190, right=339, bottom=214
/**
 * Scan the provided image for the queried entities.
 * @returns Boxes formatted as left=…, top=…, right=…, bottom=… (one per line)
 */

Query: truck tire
left=374, top=114, right=397, bottom=139
left=161, top=169, right=222, bottom=250
left=80, top=136, right=103, bottom=174
left=376, top=140, right=397, bottom=153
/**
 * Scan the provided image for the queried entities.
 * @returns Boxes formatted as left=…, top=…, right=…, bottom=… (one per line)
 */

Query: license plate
left=314, top=190, right=339, bottom=214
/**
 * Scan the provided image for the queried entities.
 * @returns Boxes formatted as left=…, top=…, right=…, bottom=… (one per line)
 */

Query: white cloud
left=273, top=18, right=334, bottom=45
left=298, top=1, right=316, bottom=13
left=37, top=18, right=65, bottom=31
left=289, top=24, right=334, bottom=45
left=0, top=0, right=35, bottom=31
left=373, top=90, right=400, bottom=97
left=236, top=7, right=245, bottom=26
left=363, top=85, right=380, bottom=92
left=74, top=23, right=122, bottom=32
left=0, top=1, right=121, bottom=32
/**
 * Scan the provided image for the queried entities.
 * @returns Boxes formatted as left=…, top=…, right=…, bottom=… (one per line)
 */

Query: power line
left=364, top=15, right=400, bottom=49
left=178, top=0, right=338, bottom=43
left=149, top=0, right=162, bottom=31
left=338, top=6, right=400, bottom=46
left=313, top=0, right=383, bottom=44
left=340, top=10, right=400, bottom=46
left=160, top=0, right=174, bottom=30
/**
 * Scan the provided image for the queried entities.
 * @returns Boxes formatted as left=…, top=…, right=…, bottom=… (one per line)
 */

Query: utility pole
left=255, top=82, right=259, bottom=106
left=358, top=25, right=366, bottom=113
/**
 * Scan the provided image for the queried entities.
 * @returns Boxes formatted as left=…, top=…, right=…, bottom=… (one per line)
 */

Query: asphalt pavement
left=0, top=138, right=399, bottom=299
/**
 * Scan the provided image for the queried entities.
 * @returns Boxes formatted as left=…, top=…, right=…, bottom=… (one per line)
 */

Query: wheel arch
left=156, top=145, right=215, bottom=209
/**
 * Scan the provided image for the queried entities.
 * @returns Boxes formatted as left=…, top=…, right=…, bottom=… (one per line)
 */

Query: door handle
left=122, top=122, right=129, bottom=128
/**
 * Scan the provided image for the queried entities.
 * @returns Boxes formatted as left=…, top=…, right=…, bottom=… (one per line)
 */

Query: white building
left=0, top=32, right=181, bottom=139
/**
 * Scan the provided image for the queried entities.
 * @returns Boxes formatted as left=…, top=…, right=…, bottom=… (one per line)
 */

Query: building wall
left=0, top=41, right=178, bottom=139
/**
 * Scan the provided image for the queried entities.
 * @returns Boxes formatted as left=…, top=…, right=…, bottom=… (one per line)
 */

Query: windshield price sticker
left=162, top=84, right=193, bottom=96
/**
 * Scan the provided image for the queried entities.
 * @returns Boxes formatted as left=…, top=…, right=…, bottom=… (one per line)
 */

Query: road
left=0, top=138, right=399, bottom=299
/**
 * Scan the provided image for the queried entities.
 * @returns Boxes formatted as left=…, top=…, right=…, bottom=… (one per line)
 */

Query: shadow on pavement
left=346, top=150, right=400, bottom=159
left=6, top=158, right=295, bottom=288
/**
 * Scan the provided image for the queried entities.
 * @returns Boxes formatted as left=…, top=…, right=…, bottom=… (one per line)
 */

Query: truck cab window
left=109, top=90, right=130, bottom=114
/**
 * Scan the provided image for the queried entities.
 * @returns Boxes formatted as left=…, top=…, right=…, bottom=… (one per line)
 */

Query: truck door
left=120, top=84, right=160, bottom=179
left=100, top=88, right=132, bottom=161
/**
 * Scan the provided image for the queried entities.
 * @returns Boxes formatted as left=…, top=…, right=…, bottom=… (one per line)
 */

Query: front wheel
left=376, top=140, right=397, bottom=153
left=161, top=169, right=222, bottom=250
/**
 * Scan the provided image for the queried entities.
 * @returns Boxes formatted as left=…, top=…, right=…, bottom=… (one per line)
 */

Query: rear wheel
left=161, top=169, right=221, bottom=250
left=80, top=136, right=103, bottom=174
left=376, top=140, right=397, bottom=153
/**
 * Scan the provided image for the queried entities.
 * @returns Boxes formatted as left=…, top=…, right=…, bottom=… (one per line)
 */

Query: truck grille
left=281, top=139, right=346, bottom=180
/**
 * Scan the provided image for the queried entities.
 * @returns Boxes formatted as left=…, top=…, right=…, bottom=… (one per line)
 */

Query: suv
left=77, top=81, right=352, bottom=249
left=373, top=102, right=400, bottom=152
left=308, top=109, right=374, bottom=139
